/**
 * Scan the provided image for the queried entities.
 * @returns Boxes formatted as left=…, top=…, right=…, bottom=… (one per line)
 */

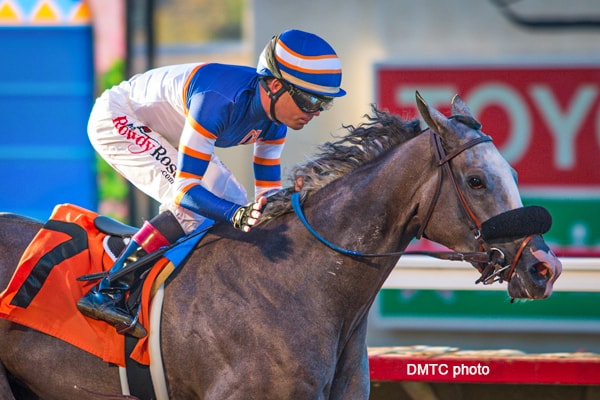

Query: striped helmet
left=256, top=29, right=346, bottom=98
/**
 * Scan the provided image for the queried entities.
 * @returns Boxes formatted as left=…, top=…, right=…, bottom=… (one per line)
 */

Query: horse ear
left=451, top=94, right=476, bottom=119
left=415, top=91, right=449, bottom=134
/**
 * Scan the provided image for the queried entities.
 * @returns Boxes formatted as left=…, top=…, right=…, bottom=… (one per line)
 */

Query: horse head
left=415, top=92, right=562, bottom=300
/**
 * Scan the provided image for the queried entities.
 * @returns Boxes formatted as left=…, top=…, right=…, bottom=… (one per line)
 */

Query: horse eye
left=467, top=176, right=485, bottom=189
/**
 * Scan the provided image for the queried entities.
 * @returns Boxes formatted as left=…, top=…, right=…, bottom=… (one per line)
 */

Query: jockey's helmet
left=256, top=29, right=346, bottom=98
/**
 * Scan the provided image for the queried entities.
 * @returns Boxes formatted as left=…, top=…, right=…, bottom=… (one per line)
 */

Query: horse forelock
left=262, top=106, right=422, bottom=219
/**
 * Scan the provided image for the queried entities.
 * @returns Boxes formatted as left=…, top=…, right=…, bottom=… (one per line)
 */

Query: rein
left=291, top=192, right=496, bottom=265
left=291, top=126, right=531, bottom=285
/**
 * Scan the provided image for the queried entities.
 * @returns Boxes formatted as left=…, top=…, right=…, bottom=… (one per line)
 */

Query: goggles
left=284, top=82, right=334, bottom=113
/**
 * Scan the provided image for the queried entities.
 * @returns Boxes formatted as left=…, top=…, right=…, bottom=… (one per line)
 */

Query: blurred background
left=0, top=0, right=599, bottom=354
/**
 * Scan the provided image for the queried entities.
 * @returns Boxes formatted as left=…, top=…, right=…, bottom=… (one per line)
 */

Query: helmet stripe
left=275, top=40, right=342, bottom=73
left=279, top=70, right=340, bottom=95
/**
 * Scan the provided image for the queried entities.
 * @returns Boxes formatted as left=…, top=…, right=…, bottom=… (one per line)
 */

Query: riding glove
left=232, top=197, right=267, bottom=232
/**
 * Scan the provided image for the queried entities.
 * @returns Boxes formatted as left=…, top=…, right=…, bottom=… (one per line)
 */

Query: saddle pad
left=0, top=204, right=210, bottom=369
left=0, top=203, right=129, bottom=366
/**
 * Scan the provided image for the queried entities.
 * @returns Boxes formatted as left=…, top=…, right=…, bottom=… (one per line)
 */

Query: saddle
left=94, top=215, right=139, bottom=237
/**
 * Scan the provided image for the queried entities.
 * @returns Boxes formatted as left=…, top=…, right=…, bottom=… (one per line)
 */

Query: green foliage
left=98, top=59, right=126, bottom=91
left=96, top=59, right=129, bottom=204
left=96, top=155, right=128, bottom=201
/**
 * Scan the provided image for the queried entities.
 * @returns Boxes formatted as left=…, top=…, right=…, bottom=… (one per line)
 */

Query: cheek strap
left=259, top=78, right=286, bottom=125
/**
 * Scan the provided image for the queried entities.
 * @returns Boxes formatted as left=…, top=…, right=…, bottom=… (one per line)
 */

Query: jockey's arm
left=175, top=184, right=265, bottom=232
left=174, top=107, right=264, bottom=232
left=253, top=136, right=285, bottom=199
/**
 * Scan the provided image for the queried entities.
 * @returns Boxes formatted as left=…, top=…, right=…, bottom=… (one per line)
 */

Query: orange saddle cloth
left=0, top=204, right=171, bottom=367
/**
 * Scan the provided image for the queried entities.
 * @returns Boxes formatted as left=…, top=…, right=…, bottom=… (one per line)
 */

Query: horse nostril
left=536, top=263, right=547, bottom=276
left=533, top=262, right=551, bottom=281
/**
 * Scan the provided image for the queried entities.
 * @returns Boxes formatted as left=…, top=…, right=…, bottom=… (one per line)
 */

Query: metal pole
left=124, top=0, right=159, bottom=226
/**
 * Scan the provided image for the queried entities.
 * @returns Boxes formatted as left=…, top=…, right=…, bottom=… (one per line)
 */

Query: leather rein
left=292, top=127, right=534, bottom=285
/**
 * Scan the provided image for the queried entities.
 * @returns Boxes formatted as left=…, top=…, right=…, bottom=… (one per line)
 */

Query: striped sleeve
left=253, top=136, right=285, bottom=199
left=173, top=91, right=240, bottom=223
left=175, top=115, right=215, bottom=187
left=174, top=120, right=243, bottom=224
left=175, top=183, right=240, bottom=223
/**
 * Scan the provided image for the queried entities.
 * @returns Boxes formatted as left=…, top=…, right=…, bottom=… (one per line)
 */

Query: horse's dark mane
left=263, top=106, right=422, bottom=219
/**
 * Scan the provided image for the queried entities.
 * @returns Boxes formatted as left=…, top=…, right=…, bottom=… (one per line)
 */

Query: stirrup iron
left=115, top=303, right=145, bottom=336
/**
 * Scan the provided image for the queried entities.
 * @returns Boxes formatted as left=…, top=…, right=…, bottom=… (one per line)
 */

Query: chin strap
left=259, top=77, right=286, bottom=124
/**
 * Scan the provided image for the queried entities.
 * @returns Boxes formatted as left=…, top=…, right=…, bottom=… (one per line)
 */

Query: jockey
left=77, top=29, right=346, bottom=338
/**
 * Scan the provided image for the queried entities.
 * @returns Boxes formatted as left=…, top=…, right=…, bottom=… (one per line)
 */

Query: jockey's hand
left=231, top=196, right=267, bottom=232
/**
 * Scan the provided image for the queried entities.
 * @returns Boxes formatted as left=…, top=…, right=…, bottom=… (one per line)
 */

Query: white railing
left=383, top=256, right=600, bottom=292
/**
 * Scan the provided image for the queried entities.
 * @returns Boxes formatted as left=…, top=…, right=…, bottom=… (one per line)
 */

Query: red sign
left=376, top=65, right=600, bottom=188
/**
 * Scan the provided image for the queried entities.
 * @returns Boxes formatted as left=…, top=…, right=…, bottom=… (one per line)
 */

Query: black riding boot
left=77, top=211, right=185, bottom=338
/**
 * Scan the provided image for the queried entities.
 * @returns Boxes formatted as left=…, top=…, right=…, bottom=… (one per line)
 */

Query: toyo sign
left=376, top=64, right=600, bottom=254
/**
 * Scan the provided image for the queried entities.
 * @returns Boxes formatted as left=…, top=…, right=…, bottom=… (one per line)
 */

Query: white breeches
left=87, top=87, right=248, bottom=233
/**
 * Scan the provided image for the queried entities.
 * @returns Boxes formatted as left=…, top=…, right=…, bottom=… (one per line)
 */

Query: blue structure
left=0, top=1, right=96, bottom=221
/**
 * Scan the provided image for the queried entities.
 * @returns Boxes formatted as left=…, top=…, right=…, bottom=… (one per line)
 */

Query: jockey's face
left=261, top=79, right=321, bottom=130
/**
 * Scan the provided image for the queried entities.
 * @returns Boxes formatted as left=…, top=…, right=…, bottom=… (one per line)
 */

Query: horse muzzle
left=476, top=207, right=560, bottom=299
left=505, top=235, right=562, bottom=300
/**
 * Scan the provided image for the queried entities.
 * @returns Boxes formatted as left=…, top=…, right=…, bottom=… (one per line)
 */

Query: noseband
left=292, top=122, right=539, bottom=286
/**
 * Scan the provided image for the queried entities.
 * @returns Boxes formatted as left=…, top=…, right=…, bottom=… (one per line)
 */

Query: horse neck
left=298, top=134, right=433, bottom=300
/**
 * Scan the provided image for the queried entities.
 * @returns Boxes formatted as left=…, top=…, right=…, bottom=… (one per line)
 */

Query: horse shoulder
left=159, top=221, right=358, bottom=397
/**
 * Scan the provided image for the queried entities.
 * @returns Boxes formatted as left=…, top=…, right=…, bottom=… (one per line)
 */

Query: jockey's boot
left=77, top=210, right=185, bottom=338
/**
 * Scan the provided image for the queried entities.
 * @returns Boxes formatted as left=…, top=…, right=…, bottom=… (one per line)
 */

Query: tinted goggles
left=285, top=83, right=334, bottom=113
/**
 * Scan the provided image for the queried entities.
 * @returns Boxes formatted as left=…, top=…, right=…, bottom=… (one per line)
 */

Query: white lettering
left=452, top=363, right=490, bottom=378
left=467, top=84, right=531, bottom=164
left=530, top=84, right=597, bottom=169
left=405, top=363, right=449, bottom=375
left=416, top=364, right=430, bottom=375
left=395, top=81, right=600, bottom=174
left=438, top=363, right=449, bottom=375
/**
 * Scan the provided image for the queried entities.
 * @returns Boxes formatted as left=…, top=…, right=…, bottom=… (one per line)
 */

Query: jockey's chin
left=288, top=114, right=318, bottom=130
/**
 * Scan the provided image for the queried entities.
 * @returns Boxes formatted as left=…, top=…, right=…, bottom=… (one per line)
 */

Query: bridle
left=292, top=121, right=535, bottom=285
left=420, top=126, right=534, bottom=284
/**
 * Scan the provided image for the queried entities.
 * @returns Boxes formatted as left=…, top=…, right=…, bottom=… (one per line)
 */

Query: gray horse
left=0, top=94, right=561, bottom=399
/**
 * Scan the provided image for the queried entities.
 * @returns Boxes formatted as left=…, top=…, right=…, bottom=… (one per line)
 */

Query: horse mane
left=262, top=106, right=423, bottom=219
